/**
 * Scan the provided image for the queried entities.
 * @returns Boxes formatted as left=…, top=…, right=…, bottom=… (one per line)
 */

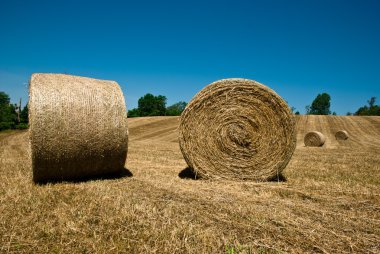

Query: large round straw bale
left=335, top=130, right=348, bottom=140
left=304, top=131, right=325, bottom=147
left=178, top=78, right=296, bottom=181
left=29, top=73, right=128, bottom=183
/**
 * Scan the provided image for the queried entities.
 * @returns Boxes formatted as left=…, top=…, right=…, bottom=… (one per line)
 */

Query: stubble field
left=0, top=115, right=379, bottom=253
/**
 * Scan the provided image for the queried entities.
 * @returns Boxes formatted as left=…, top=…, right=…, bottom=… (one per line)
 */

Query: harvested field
left=1, top=115, right=380, bottom=253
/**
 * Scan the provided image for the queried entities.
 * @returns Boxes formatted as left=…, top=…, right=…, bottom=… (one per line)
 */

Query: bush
left=166, top=101, right=187, bottom=116
left=355, top=97, right=380, bottom=116
left=127, top=108, right=140, bottom=118
left=15, top=123, right=29, bottom=129
left=0, top=122, right=15, bottom=131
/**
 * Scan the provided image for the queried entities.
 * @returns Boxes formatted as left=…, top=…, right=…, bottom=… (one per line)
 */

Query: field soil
left=1, top=115, right=379, bottom=253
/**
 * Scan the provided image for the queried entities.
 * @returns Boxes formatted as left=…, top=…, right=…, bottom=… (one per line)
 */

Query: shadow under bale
left=179, top=166, right=287, bottom=182
left=36, top=167, right=133, bottom=185
left=178, top=167, right=198, bottom=180
left=268, top=172, right=287, bottom=182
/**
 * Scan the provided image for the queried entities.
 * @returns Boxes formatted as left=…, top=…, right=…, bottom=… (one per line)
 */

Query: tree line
left=128, top=93, right=187, bottom=117
left=347, top=97, right=380, bottom=116
left=1, top=90, right=379, bottom=132
left=0, top=92, right=28, bottom=131
left=293, top=93, right=380, bottom=116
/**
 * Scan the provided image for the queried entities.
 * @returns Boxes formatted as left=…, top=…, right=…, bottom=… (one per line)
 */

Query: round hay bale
left=178, top=78, right=296, bottom=181
left=304, top=131, right=326, bottom=147
left=29, top=73, right=128, bottom=183
left=335, top=130, right=348, bottom=140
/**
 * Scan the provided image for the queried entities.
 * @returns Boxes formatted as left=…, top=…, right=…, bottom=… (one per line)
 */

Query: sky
left=0, top=0, right=379, bottom=114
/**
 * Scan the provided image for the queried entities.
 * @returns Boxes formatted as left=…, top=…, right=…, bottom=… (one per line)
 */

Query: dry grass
left=1, top=115, right=380, bottom=253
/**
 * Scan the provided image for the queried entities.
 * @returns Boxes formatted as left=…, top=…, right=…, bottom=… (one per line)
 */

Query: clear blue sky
left=1, top=0, right=379, bottom=114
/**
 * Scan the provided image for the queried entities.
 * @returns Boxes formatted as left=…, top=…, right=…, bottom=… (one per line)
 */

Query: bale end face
left=178, top=78, right=296, bottom=181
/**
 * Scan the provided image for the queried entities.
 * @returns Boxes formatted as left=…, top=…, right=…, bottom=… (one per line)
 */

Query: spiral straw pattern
left=179, top=78, right=296, bottom=181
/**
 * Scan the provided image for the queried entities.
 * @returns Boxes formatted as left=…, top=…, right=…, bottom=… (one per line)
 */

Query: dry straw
left=335, top=130, right=349, bottom=140
left=29, top=73, right=128, bottom=183
left=304, top=131, right=326, bottom=147
left=178, top=78, right=296, bottom=181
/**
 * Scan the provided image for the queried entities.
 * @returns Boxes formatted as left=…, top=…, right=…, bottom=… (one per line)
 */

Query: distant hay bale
left=304, top=131, right=325, bottom=147
left=335, top=130, right=349, bottom=140
left=29, top=73, right=128, bottom=183
left=178, top=78, right=296, bottom=181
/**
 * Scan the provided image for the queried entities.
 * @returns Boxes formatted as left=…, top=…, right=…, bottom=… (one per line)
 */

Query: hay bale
left=178, top=78, right=296, bottom=181
left=335, top=130, right=348, bottom=140
left=29, top=73, right=128, bottom=183
left=304, top=131, right=326, bottom=147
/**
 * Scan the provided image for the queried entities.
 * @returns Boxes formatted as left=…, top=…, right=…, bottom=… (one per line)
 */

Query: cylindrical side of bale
left=29, top=73, right=128, bottom=183
left=304, top=131, right=326, bottom=147
left=335, top=130, right=348, bottom=140
left=178, top=78, right=297, bottom=181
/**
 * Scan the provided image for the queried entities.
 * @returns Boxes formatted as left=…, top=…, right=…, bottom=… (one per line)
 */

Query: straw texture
left=29, top=73, right=128, bottom=183
left=304, top=131, right=326, bottom=147
left=335, top=130, right=349, bottom=140
left=178, top=78, right=296, bottom=181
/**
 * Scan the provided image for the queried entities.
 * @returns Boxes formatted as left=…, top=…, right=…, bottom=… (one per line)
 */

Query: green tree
left=305, top=105, right=311, bottom=114
left=0, top=92, right=17, bottom=130
left=369, top=105, right=380, bottom=115
left=355, top=106, right=369, bottom=115
left=309, top=93, right=331, bottom=115
left=0, top=92, right=10, bottom=106
left=137, top=93, right=167, bottom=116
left=166, top=101, right=187, bottom=116
left=355, top=97, right=380, bottom=116
left=368, top=97, right=376, bottom=108
left=20, top=103, right=29, bottom=124
left=127, top=108, right=140, bottom=118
